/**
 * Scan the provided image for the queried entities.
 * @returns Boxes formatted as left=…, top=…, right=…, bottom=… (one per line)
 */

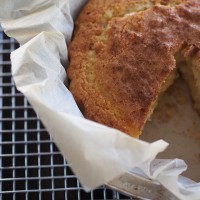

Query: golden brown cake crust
left=68, top=0, right=200, bottom=137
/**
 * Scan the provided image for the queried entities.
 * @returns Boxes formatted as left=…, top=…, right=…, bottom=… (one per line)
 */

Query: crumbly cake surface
left=68, top=0, right=200, bottom=137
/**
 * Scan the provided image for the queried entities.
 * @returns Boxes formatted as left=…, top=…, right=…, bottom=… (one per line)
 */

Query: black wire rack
left=0, top=27, right=135, bottom=200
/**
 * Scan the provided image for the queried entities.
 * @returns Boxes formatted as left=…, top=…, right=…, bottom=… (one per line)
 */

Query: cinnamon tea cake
left=68, top=0, right=200, bottom=137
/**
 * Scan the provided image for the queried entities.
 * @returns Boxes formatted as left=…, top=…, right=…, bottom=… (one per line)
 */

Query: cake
left=67, top=0, right=200, bottom=138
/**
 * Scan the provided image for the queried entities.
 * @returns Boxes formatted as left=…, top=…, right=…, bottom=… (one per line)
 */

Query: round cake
left=68, top=0, right=200, bottom=137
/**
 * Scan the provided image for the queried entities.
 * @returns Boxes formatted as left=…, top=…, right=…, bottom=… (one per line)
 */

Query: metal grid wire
left=0, top=27, right=134, bottom=200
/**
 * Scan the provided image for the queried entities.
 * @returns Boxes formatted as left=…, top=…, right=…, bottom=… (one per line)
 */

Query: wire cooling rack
left=0, top=27, right=135, bottom=200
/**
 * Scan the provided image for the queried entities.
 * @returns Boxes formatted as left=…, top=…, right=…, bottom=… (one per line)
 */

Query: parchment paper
left=0, top=0, right=199, bottom=199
